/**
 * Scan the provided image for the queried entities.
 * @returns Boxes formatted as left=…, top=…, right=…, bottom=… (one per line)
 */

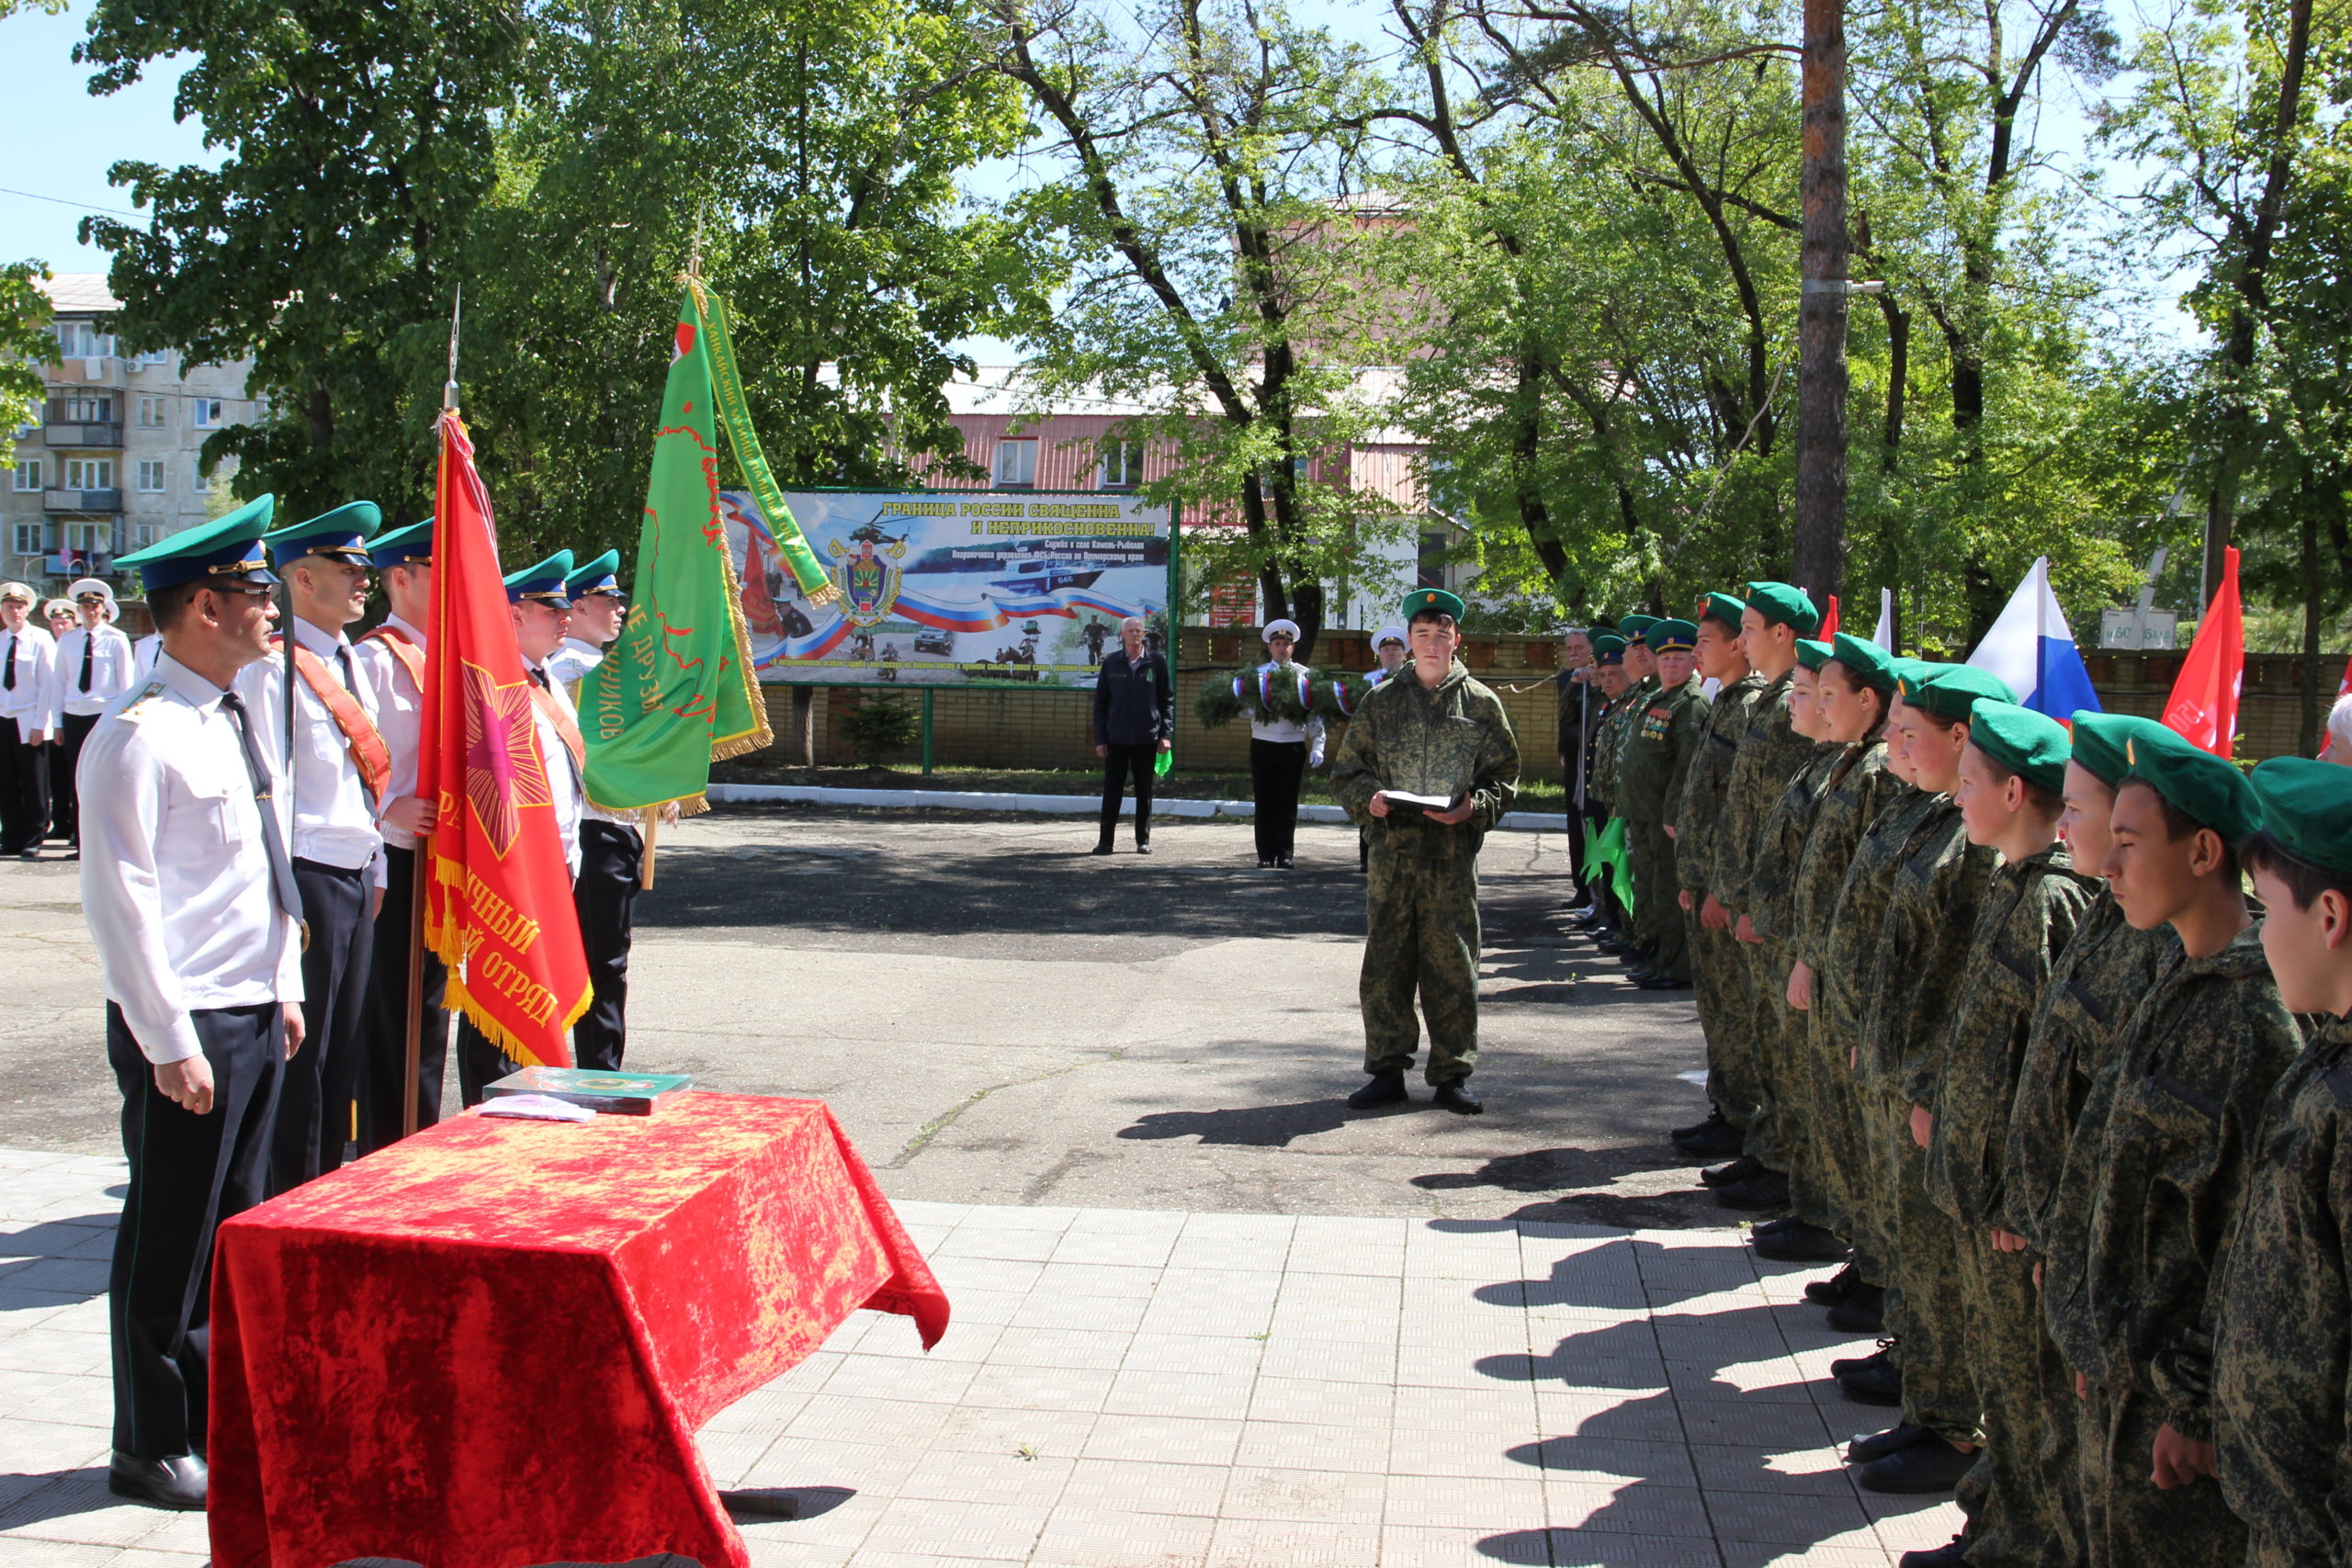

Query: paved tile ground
left=0, top=1145, right=1961, bottom=1568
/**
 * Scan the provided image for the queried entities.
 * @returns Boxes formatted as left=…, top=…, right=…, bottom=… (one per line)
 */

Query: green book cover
left=485, top=1066, right=695, bottom=1115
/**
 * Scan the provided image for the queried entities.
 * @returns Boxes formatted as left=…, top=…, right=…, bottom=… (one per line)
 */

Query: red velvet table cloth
left=207, top=1092, right=948, bottom=1568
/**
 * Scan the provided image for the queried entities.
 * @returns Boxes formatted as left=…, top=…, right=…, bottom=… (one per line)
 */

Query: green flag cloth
left=580, top=287, right=775, bottom=812
left=1582, top=816, right=1635, bottom=919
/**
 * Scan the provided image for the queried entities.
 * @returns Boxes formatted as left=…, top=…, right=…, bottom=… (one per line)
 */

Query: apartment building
left=4, top=274, right=254, bottom=591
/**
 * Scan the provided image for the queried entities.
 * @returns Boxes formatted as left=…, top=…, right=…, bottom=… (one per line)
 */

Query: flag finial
left=443, top=283, right=462, bottom=413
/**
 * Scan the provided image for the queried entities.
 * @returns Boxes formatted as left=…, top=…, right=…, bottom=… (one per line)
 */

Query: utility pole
left=1793, top=0, right=1850, bottom=604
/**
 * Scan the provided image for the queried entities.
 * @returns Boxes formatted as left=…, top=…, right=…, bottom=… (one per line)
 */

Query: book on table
left=485, top=1066, right=695, bottom=1115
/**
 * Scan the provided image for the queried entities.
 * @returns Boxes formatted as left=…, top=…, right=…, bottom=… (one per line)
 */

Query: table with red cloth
left=206, top=1091, right=949, bottom=1568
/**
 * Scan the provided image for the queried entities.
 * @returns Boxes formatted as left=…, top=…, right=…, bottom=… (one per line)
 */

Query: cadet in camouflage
left=1617, top=619, right=1709, bottom=987
left=1329, top=592, right=1519, bottom=1110
left=2213, top=760, right=2352, bottom=1568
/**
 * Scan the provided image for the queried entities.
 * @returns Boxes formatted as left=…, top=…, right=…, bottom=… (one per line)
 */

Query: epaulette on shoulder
left=117, top=681, right=170, bottom=725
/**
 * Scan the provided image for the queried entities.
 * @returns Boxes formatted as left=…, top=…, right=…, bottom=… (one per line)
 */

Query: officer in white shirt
left=1249, top=618, right=1326, bottom=869
left=240, top=502, right=387, bottom=1193
left=51, top=578, right=137, bottom=854
left=350, top=520, right=446, bottom=1151
left=452, top=549, right=583, bottom=1100
left=85, top=497, right=306, bottom=1511
left=132, top=632, right=161, bottom=681
left=548, top=550, right=646, bottom=1069
left=0, top=581, right=57, bottom=855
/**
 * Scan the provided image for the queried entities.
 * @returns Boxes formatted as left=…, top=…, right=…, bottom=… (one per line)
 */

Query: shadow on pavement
left=1117, top=1099, right=1354, bottom=1147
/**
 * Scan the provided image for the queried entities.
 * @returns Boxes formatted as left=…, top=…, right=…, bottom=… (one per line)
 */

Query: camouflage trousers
left=1626, top=821, right=1689, bottom=982
left=1798, top=1005, right=1882, bottom=1275
left=1871, top=1089, right=1979, bottom=1443
left=2083, top=1382, right=2246, bottom=1568
left=2040, top=1302, right=2090, bottom=1568
left=1952, top=1227, right=2052, bottom=1568
left=1740, top=937, right=1803, bottom=1180
left=1689, top=908, right=1757, bottom=1126
left=1361, top=840, right=1481, bottom=1085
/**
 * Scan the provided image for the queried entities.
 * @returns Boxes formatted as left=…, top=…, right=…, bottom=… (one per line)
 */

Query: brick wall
left=752, top=638, right=2347, bottom=773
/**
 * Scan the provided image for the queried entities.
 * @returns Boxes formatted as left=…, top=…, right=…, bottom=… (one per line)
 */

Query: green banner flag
left=580, top=287, right=775, bottom=812
left=1582, top=816, right=1635, bottom=919
left=696, top=289, right=832, bottom=601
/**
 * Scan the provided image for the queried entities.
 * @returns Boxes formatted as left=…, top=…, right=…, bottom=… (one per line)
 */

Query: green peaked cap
left=1590, top=634, right=1626, bottom=663
left=1745, top=581, right=1822, bottom=637
left=1649, top=618, right=1700, bottom=653
left=2066, top=712, right=2172, bottom=789
left=2248, top=757, right=2352, bottom=877
left=1902, top=664, right=2013, bottom=722
left=2121, top=725, right=2261, bottom=842
left=1793, top=637, right=1833, bottom=671
left=1618, top=613, right=1659, bottom=643
left=263, top=500, right=380, bottom=566
left=117, top=494, right=279, bottom=590
left=1967, top=701, right=2072, bottom=795
left=1401, top=586, right=1464, bottom=623
left=504, top=548, right=575, bottom=604
left=369, top=518, right=434, bottom=568
left=1828, top=633, right=1898, bottom=694
left=1699, top=592, right=1747, bottom=632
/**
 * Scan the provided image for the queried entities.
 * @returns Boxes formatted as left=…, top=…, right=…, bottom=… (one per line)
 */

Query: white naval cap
left=1262, top=618, right=1301, bottom=643
left=1373, top=625, right=1407, bottom=649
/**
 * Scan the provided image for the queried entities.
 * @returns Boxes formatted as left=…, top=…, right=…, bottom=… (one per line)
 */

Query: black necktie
left=334, top=645, right=356, bottom=692
left=78, top=633, right=93, bottom=694
left=217, top=690, right=306, bottom=928
left=4, top=636, right=14, bottom=692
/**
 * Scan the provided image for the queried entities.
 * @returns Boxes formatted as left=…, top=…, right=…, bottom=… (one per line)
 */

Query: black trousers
left=0, top=715, right=48, bottom=854
left=54, top=710, right=99, bottom=846
left=107, top=1000, right=281, bottom=1460
left=360, top=845, right=450, bottom=1154
left=571, top=819, right=641, bottom=1071
left=1562, top=773, right=1590, bottom=900
left=271, top=860, right=372, bottom=1195
left=1097, top=744, right=1156, bottom=845
left=1250, top=739, right=1307, bottom=861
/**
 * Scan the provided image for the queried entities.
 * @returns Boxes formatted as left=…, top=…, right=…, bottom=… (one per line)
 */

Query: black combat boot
left=1347, top=1070, right=1409, bottom=1110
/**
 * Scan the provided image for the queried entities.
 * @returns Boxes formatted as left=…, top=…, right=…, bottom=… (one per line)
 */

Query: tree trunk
left=2301, top=484, right=2323, bottom=756
left=1793, top=0, right=1849, bottom=606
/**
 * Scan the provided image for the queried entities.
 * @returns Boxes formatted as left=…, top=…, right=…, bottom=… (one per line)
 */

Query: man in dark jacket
left=1091, top=615, right=1173, bottom=854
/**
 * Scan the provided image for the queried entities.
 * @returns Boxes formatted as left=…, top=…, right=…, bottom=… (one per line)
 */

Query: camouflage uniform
left=1329, top=659, right=1520, bottom=1086
left=1921, top=846, right=2098, bottom=1568
left=1675, top=670, right=1769, bottom=1123
left=1742, top=742, right=1842, bottom=1224
left=2002, top=890, right=2180, bottom=1567
left=1864, top=803, right=2001, bottom=1450
left=1789, top=741, right=1902, bottom=1257
left=1715, top=671, right=1824, bottom=1175
left=1618, top=674, right=1710, bottom=984
left=2214, top=1014, right=2352, bottom=1568
left=2043, top=926, right=2301, bottom=1566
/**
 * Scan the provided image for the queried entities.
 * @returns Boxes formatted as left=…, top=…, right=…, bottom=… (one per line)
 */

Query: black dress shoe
left=1672, top=1108, right=1728, bottom=1144
left=1830, top=1338, right=1894, bottom=1378
left=1804, top=1262, right=1860, bottom=1305
left=1826, top=1284, right=1886, bottom=1334
left=1431, top=1081, right=1484, bottom=1114
left=1701, top=1155, right=1762, bottom=1189
left=1594, top=936, right=1633, bottom=955
left=1348, top=1070, right=1409, bottom=1110
left=1135, top=841, right=1154, bottom=854
left=1715, top=1169, right=1792, bottom=1211
left=1838, top=1357, right=1903, bottom=1406
left=1634, top=973, right=1692, bottom=990
left=1844, top=1421, right=1926, bottom=1464
left=1752, top=1214, right=1802, bottom=1237
left=1091, top=841, right=1115, bottom=855
left=1275, top=852, right=1293, bottom=868
left=1899, top=1534, right=1971, bottom=1567
left=1751, top=1223, right=1846, bottom=1262
left=1258, top=856, right=1274, bottom=868
left=1674, top=1117, right=1746, bottom=1159
left=108, top=1451, right=207, bottom=1510
left=1857, top=1437, right=1976, bottom=1494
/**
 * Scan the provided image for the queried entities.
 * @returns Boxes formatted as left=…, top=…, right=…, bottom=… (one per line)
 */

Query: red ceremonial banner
left=421, top=412, right=588, bottom=1065
left=2163, top=545, right=2245, bottom=759
left=1819, top=593, right=1839, bottom=639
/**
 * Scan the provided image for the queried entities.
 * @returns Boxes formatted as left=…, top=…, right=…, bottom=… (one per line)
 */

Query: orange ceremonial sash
left=271, top=636, right=393, bottom=804
left=527, top=679, right=588, bottom=777
left=362, top=623, right=425, bottom=692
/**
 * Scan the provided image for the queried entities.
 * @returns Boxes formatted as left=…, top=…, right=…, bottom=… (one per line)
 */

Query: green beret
left=1402, top=586, right=1464, bottom=623
left=2121, top=725, right=2261, bottom=843
left=1699, top=592, right=1747, bottom=633
left=2066, top=712, right=2173, bottom=789
left=1590, top=634, right=1626, bottom=665
left=1967, top=701, right=2072, bottom=795
left=1889, top=657, right=1948, bottom=691
left=1902, top=665, right=2016, bottom=723
left=1620, top=613, right=1659, bottom=643
left=1794, top=637, right=1833, bottom=671
left=1828, top=633, right=1899, bottom=694
left=2249, top=757, right=2352, bottom=877
left=1649, top=618, right=1699, bottom=654
left=1746, top=581, right=1822, bottom=637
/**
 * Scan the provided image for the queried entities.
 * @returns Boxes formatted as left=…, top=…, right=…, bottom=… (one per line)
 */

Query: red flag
left=1819, top=594, right=1839, bottom=639
left=2337, top=650, right=2351, bottom=698
left=420, top=412, right=587, bottom=1066
left=2162, top=546, right=2245, bottom=759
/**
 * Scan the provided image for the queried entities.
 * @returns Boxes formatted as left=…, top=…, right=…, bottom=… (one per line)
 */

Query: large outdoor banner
left=726, top=490, right=1174, bottom=688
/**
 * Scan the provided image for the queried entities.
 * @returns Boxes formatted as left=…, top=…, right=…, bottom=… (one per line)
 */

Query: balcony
left=44, top=488, right=123, bottom=514
left=42, top=422, right=123, bottom=449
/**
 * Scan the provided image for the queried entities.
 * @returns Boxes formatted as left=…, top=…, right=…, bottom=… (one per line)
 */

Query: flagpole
left=639, top=805, right=660, bottom=890
left=404, top=286, right=463, bottom=1139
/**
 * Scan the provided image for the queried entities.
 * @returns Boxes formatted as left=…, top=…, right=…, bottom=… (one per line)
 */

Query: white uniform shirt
left=132, top=633, right=161, bottom=681
left=51, top=624, right=137, bottom=724
left=351, top=615, right=426, bottom=852
left=235, top=618, right=385, bottom=879
left=79, top=653, right=304, bottom=1065
left=0, top=626, right=56, bottom=728
left=547, top=637, right=639, bottom=830
left=1247, top=660, right=1327, bottom=760
left=527, top=658, right=584, bottom=875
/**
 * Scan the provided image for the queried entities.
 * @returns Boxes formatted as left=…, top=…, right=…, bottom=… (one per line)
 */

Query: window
left=57, top=322, right=115, bottom=359
left=50, top=394, right=114, bottom=424
left=64, top=458, right=114, bottom=491
left=191, top=398, right=226, bottom=429
left=1099, top=438, right=1145, bottom=490
left=993, top=437, right=1038, bottom=488
left=136, top=460, right=166, bottom=493
left=130, top=522, right=158, bottom=548
left=10, top=459, right=37, bottom=492
left=62, top=521, right=107, bottom=555
left=134, top=348, right=171, bottom=369
left=137, top=396, right=167, bottom=428
left=12, top=524, right=41, bottom=557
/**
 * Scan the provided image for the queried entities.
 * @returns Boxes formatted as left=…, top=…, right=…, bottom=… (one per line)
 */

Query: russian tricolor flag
left=1966, top=557, right=2100, bottom=719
